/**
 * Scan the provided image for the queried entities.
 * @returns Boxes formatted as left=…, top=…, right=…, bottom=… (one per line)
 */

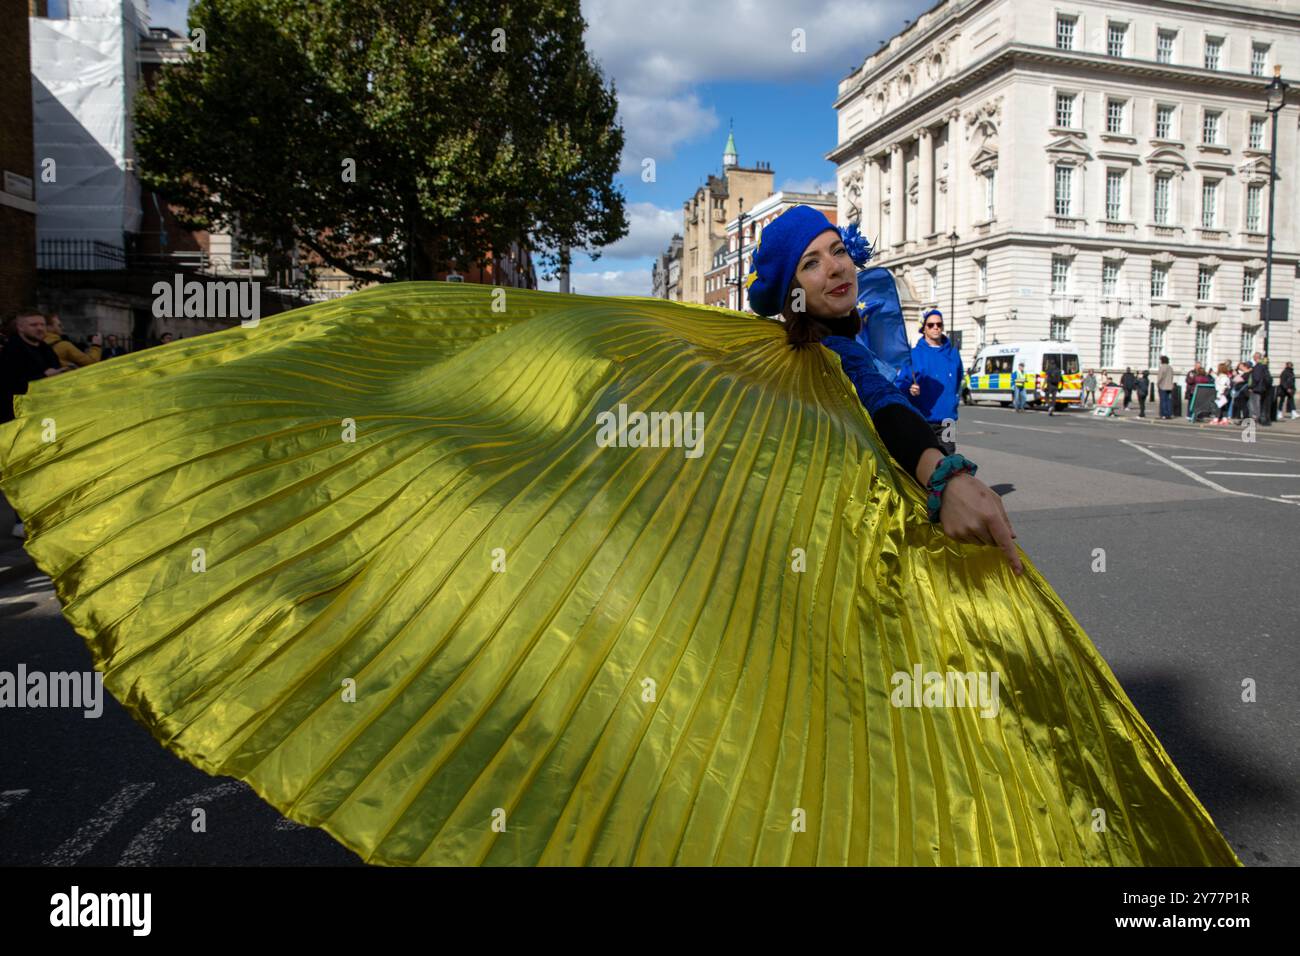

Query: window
left=1249, top=116, right=1265, bottom=150
left=1106, top=98, right=1126, bottom=134
left=1197, top=266, right=1214, bottom=301
left=1054, top=164, right=1074, bottom=217
left=1056, top=15, right=1077, bottom=51
left=1201, top=179, right=1219, bottom=228
left=1195, top=324, right=1211, bottom=366
left=983, top=170, right=996, bottom=220
left=1050, top=317, right=1072, bottom=341
left=1247, top=183, right=1264, bottom=232
left=1052, top=256, right=1071, bottom=295
left=1251, top=43, right=1268, bottom=78
left=1151, top=263, right=1169, bottom=299
left=1148, top=323, right=1166, bottom=368
left=1243, top=270, right=1258, bottom=303
left=1102, top=262, right=1119, bottom=296
left=1108, top=22, right=1128, bottom=57
left=1100, top=320, right=1118, bottom=366
left=1240, top=326, right=1257, bottom=362
left=1204, top=36, right=1222, bottom=71
left=1106, top=170, right=1124, bottom=219
left=1155, top=104, right=1175, bottom=139
left=1202, top=110, right=1221, bottom=145
left=985, top=354, right=1012, bottom=374
left=1157, top=30, right=1176, bottom=65
left=978, top=259, right=988, bottom=295
left=1055, top=92, right=1076, bottom=128
left=1153, top=175, right=1172, bottom=225
left=929, top=267, right=939, bottom=300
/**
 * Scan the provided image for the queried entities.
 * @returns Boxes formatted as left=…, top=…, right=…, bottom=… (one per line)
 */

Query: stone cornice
left=827, top=42, right=1295, bottom=166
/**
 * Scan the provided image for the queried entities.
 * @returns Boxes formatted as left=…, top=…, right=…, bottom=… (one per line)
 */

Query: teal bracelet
left=925, top=453, right=977, bottom=523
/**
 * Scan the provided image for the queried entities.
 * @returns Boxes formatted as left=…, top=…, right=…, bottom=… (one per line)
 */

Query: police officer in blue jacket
left=905, top=308, right=964, bottom=454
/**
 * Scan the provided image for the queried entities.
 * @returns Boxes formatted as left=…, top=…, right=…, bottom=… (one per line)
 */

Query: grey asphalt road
left=1, top=404, right=1295, bottom=866
left=957, top=403, right=1299, bottom=867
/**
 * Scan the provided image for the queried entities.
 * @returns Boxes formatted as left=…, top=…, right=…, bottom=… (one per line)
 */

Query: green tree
left=134, top=0, right=627, bottom=284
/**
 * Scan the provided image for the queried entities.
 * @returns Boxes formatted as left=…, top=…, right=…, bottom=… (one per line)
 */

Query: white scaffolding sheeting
left=30, top=0, right=149, bottom=247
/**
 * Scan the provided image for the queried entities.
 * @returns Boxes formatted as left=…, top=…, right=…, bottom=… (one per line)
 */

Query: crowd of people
left=1068, top=355, right=1297, bottom=425
left=0, top=307, right=180, bottom=538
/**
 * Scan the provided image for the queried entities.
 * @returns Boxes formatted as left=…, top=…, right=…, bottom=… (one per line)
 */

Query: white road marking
left=1120, top=440, right=1300, bottom=507
left=43, top=782, right=156, bottom=866
left=1171, top=456, right=1287, bottom=463
left=1206, top=472, right=1300, bottom=478
left=0, top=789, right=31, bottom=821
left=118, top=780, right=248, bottom=866
left=970, top=419, right=1064, bottom=434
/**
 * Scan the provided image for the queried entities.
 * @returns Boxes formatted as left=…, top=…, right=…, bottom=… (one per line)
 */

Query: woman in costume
left=0, top=206, right=1239, bottom=866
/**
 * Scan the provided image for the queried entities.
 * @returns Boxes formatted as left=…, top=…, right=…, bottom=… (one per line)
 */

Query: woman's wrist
left=914, top=447, right=943, bottom=487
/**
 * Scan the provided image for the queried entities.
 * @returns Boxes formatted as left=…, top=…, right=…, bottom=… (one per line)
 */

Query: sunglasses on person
left=924, top=321, right=944, bottom=328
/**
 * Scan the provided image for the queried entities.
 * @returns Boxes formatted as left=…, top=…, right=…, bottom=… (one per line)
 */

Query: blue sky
left=147, top=0, right=936, bottom=295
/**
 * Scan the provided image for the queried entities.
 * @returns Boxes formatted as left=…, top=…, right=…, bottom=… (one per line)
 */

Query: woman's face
left=788, top=230, right=855, bottom=321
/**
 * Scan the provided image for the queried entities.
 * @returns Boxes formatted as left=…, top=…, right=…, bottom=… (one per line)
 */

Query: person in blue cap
left=905, top=307, right=964, bottom=454
left=746, top=204, right=1017, bottom=570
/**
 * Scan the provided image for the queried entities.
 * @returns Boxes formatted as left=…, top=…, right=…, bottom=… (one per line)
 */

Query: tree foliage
left=134, top=0, right=628, bottom=283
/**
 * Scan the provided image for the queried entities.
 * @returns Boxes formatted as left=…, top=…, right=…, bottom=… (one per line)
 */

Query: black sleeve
left=870, top=402, right=944, bottom=484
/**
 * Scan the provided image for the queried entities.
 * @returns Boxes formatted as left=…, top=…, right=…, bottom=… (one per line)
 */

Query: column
left=890, top=144, right=905, bottom=248
left=946, top=110, right=960, bottom=235
left=870, top=155, right=884, bottom=246
left=918, top=127, right=934, bottom=239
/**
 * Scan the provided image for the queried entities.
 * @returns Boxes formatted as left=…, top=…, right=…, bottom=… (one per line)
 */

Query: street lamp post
left=734, top=198, right=746, bottom=312
left=1263, top=66, right=1289, bottom=357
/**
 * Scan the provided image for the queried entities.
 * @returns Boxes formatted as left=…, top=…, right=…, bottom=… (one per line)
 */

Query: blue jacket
left=907, top=334, right=964, bottom=424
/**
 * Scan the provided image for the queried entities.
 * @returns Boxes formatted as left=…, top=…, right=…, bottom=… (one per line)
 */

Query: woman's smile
left=827, top=282, right=851, bottom=298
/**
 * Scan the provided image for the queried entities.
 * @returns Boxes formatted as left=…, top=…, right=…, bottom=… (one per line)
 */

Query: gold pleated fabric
left=0, top=282, right=1240, bottom=865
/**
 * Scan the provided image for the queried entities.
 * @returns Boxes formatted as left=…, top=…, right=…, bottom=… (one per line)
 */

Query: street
left=1, top=403, right=1296, bottom=866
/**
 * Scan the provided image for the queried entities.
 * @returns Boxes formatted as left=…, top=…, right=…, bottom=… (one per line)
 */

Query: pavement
left=2, top=403, right=1297, bottom=865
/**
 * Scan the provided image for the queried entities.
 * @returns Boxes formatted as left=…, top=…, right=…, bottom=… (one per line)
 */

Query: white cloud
left=588, top=201, right=681, bottom=258
left=778, top=176, right=836, bottom=195
left=582, top=0, right=928, bottom=173
left=537, top=269, right=654, bottom=297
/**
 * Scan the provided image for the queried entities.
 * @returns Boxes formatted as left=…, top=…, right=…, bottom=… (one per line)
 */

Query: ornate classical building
left=679, top=130, right=775, bottom=304
left=830, top=0, right=1299, bottom=372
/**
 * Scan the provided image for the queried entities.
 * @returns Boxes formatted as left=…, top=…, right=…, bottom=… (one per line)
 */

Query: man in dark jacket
left=1250, top=352, right=1272, bottom=426
left=903, top=308, right=964, bottom=454
left=1, top=307, right=66, bottom=537
left=1136, top=369, right=1150, bottom=417
left=1044, top=363, right=1064, bottom=416
left=1120, top=368, right=1135, bottom=409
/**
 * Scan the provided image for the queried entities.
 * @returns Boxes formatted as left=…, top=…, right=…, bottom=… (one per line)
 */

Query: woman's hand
left=938, top=473, right=1023, bottom=575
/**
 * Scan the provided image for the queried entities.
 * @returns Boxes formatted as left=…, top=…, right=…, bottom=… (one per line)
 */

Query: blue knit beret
left=745, top=205, right=872, bottom=317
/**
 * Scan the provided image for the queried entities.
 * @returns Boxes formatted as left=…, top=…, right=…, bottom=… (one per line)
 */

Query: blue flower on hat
left=837, top=221, right=873, bottom=268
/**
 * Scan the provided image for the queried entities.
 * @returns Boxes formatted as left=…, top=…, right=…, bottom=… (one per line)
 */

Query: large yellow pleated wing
left=0, top=282, right=1239, bottom=865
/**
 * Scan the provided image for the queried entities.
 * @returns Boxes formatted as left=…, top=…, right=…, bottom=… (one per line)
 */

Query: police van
left=964, top=341, right=1084, bottom=409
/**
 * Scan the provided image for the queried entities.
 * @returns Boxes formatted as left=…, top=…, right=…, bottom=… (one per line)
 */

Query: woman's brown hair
left=781, top=278, right=861, bottom=348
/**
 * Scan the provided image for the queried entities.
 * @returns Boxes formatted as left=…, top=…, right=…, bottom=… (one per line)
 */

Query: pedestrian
left=44, top=312, right=101, bottom=369
left=1229, top=362, right=1250, bottom=422
left=102, top=334, right=128, bottom=359
left=903, top=307, right=964, bottom=454
left=1, top=307, right=67, bottom=537
left=1136, top=369, right=1149, bottom=417
left=1121, top=367, right=1135, bottom=409
left=1044, top=360, right=1063, bottom=416
left=1012, top=361, right=1029, bottom=413
left=1082, top=368, right=1097, bottom=407
left=1155, top=355, right=1174, bottom=419
left=1211, top=362, right=1232, bottom=425
left=1281, top=361, right=1297, bottom=420
left=1250, top=352, right=1272, bottom=427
